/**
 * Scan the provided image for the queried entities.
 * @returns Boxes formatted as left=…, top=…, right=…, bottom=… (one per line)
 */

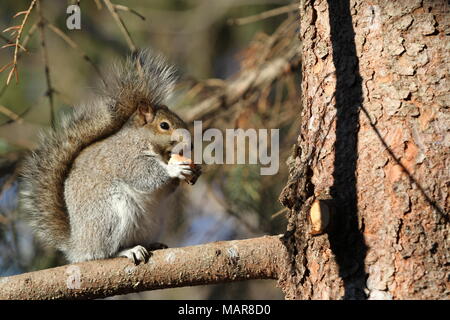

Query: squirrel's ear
left=137, top=103, right=155, bottom=125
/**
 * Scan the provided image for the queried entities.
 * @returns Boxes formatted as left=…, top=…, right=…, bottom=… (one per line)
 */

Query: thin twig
left=0, top=22, right=38, bottom=100
left=183, top=14, right=299, bottom=123
left=0, top=105, right=24, bottom=124
left=1, top=0, right=37, bottom=85
left=103, top=0, right=137, bottom=53
left=21, top=21, right=38, bottom=48
left=36, top=0, right=55, bottom=129
left=46, top=21, right=106, bottom=85
left=184, top=43, right=299, bottom=122
left=114, top=4, right=146, bottom=20
left=271, top=207, right=288, bottom=219
left=228, top=3, right=298, bottom=26
left=0, top=101, right=39, bottom=126
left=258, top=15, right=297, bottom=64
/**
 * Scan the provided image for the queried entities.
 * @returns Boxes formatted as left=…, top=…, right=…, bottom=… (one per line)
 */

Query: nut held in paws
left=169, top=154, right=200, bottom=185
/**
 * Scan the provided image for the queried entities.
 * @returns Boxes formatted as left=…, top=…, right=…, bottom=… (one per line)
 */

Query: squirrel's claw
left=118, top=245, right=150, bottom=265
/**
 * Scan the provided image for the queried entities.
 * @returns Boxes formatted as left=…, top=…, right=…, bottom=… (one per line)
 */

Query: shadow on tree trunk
left=327, top=0, right=368, bottom=299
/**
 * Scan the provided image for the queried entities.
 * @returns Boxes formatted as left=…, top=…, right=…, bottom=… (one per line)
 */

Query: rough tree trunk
left=278, top=0, right=449, bottom=299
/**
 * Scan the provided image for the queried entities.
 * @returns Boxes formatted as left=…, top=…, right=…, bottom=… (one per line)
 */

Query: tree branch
left=0, top=235, right=286, bottom=300
left=36, top=0, right=56, bottom=129
left=45, top=21, right=106, bottom=86
left=228, top=3, right=298, bottom=26
left=182, top=16, right=300, bottom=123
left=1, top=0, right=37, bottom=85
left=103, top=0, right=137, bottom=54
left=0, top=104, right=24, bottom=124
left=184, top=44, right=299, bottom=123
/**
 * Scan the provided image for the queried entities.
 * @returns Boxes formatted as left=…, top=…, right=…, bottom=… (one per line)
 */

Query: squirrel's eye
left=160, top=122, right=170, bottom=130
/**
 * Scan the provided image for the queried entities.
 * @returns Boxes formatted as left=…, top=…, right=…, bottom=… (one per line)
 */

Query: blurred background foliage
left=0, top=0, right=300, bottom=299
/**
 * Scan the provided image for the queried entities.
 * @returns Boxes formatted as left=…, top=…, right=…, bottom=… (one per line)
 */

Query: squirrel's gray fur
left=20, top=50, right=195, bottom=264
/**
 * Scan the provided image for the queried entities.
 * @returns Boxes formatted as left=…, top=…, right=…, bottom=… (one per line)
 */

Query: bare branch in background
left=114, top=4, right=146, bottom=21
left=0, top=22, right=38, bottom=102
left=139, top=0, right=290, bottom=35
left=0, top=105, right=24, bottom=124
left=1, top=0, right=37, bottom=85
left=228, top=3, right=298, bottom=26
left=271, top=207, right=288, bottom=220
left=46, top=21, right=106, bottom=86
left=183, top=21, right=300, bottom=123
left=36, top=0, right=55, bottom=129
left=20, top=21, right=38, bottom=49
left=103, top=0, right=137, bottom=54
left=0, top=236, right=286, bottom=300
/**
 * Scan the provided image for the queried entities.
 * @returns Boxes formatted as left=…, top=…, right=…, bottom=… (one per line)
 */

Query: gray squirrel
left=20, top=51, right=201, bottom=265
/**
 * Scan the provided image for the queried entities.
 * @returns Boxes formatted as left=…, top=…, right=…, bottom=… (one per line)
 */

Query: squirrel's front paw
left=167, top=161, right=193, bottom=180
left=118, top=245, right=150, bottom=265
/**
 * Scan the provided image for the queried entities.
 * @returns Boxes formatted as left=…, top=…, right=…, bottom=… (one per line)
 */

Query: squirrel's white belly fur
left=64, top=170, right=175, bottom=263
left=113, top=182, right=166, bottom=248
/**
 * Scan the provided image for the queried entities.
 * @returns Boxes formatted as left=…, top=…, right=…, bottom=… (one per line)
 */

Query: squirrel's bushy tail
left=20, top=50, right=176, bottom=249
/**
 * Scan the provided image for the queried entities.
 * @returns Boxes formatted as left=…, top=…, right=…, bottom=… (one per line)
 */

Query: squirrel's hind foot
left=117, top=243, right=168, bottom=265
left=118, top=245, right=150, bottom=265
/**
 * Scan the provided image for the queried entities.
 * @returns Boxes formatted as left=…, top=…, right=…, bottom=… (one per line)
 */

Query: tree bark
left=279, top=0, right=449, bottom=299
left=0, top=236, right=285, bottom=300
